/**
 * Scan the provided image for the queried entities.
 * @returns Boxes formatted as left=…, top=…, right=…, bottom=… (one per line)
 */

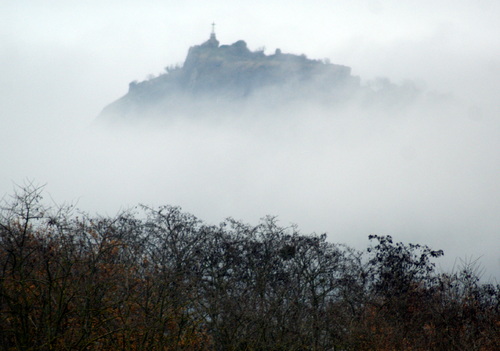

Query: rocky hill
left=98, top=31, right=365, bottom=121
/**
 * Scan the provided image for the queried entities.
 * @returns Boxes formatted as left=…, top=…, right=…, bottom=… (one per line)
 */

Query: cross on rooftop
left=211, top=22, right=216, bottom=34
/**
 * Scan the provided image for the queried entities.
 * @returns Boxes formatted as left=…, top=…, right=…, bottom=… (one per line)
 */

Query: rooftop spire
left=200, top=22, right=219, bottom=48
left=210, top=22, right=217, bottom=41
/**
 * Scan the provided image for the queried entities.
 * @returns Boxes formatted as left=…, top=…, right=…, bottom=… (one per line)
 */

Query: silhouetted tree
left=0, top=185, right=498, bottom=350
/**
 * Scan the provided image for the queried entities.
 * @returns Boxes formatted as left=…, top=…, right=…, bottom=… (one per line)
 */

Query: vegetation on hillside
left=1, top=184, right=498, bottom=350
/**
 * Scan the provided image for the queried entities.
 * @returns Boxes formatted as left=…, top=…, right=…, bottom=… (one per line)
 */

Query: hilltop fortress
left=99, top=28, right=363, bottom=120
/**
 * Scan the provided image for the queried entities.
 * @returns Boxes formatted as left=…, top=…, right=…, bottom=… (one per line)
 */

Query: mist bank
left=1, top=58, right=498, bottom=280
left=6, top=86, right=491, bottom=280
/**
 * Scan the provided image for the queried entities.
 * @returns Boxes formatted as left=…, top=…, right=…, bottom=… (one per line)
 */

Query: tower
left=210, top=22, right=216, bottom=41
left=204, top=22, right=219, bottom=48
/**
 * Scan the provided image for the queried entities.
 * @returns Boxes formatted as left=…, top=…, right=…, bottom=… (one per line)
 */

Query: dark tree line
left=0, top=185, right=498, bottom=350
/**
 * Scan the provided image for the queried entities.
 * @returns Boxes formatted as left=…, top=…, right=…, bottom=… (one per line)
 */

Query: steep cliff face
left=99, top=34, right=361, bottom=120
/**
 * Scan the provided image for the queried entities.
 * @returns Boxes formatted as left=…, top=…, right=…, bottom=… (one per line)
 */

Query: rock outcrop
left=99, top=31, right=361, bottom=120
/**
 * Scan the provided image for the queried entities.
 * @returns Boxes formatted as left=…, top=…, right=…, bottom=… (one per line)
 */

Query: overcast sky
left=1, top=1, right=499, bottom=279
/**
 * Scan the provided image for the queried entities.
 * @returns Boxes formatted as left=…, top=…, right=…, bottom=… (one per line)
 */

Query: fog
left=1, top=1, right=499, bottom=279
